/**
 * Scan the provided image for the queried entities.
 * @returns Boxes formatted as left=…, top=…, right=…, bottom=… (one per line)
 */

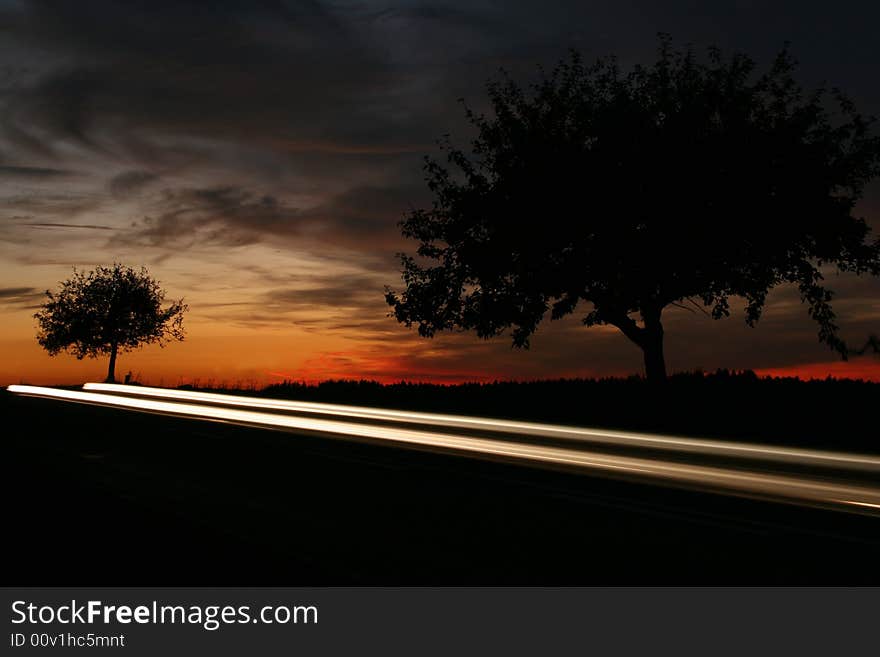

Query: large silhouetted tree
left=386, top=38, right=880, bottom=381
left=853, top=335, right=880, bottom=356
left=35, top=264, right=187, bottom=382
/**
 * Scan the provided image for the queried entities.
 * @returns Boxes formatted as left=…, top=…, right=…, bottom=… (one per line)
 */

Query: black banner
left=2, top=588, right=877, bottom=656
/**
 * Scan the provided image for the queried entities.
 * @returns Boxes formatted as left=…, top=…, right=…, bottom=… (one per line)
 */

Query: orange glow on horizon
left=290, top=351, right=503, bottom=385
left=0, top=336, right=576, bottom=387
left=3, top=323, right=878, bottom=387
left=754, top=360, right=880, bottom=382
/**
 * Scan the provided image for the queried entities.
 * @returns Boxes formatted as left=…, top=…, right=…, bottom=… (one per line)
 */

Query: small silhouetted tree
left=386, top=37, right=880, bottom=382
left=35, top=264, right=188, bottom=382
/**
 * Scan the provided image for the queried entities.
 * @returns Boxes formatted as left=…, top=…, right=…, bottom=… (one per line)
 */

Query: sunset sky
left=1, top=0, right=879, bottom=386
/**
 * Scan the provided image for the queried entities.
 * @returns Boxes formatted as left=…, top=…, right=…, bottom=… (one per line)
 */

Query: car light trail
left=83, top=382, right=880, bottom=472
left=8, top=384, right=880, bottom=516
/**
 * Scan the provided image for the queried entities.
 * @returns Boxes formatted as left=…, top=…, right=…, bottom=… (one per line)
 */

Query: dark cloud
left=293, top=184, right=426, bottom=250
left=0, top=0, right=409, bottom=163
left=0, top=165, right=73, bottom=177
left=114, top=186, right=300, bottom=248
left=195, top=272, right=394, bottom=332
left=0, top=285, right=44, bottom=309
left=111, top=181, right=421, bottom=253
left=20, top=222, right=113, bottom=230
left=1, top=1, right=878, bottom=162
left=0, top=286, right=39, bottom=298
left=1, top=193, right=102, bottom=217
left=107, top=170, right=158, bottom=197
left=266, top=274, right=387, bottom=311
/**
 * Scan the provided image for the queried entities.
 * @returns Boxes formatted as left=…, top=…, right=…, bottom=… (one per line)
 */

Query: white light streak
left=8, top=384, right=880, bottom=515
left=82, top=382, right=880, bottom=472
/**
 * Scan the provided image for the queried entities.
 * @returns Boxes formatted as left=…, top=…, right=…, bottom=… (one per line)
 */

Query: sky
left=1, top=0, right=879, bottom=386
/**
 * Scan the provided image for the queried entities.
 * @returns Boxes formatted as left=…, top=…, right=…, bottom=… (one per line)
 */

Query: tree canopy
left=385, top=37, right=880, bottom=381
left=35, top=263, right=187, bottom=382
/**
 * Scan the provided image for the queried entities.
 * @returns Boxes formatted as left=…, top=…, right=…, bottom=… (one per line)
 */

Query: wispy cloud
left=0, top=165, right=75, bottom=178
left=20, top=222, right=113, bottom=230
left=113, top=186, right=301, bottom=248
left=107, top=170, right=159, bottom=197
left=0, top=286, right=44, bottom=310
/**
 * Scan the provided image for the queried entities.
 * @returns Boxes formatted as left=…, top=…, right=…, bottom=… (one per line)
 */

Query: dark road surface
left=4, top=391, right=879, bottom=584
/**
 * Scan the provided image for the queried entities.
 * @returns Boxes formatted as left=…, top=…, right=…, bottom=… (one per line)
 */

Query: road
left=11, top=383, right=880, bottom=515
left=4, top=384, right=880, bottom=583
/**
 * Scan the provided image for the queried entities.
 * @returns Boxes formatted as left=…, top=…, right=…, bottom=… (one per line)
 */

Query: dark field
left=253, top=371, right=877, bottom=453
left=4, top=373, right=879, bottom=584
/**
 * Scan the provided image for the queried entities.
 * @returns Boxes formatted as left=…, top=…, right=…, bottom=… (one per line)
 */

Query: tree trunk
left=640, top=307, right=667, bottom=383
left=106, top=343, right=118, bottom=383
left=641, top=331, right=667, bottom=382
left=608, top=305, right=668, bottom=383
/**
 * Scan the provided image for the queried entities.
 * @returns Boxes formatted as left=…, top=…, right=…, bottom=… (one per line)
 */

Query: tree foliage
left=385, top=37, right=880, bottom=381
left=35, top=263, right=187, bottom=381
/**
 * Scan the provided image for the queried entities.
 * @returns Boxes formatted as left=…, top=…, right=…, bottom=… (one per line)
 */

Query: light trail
left=83, top=382, right=880, bottom=472
left=8, top=383, right=880, bottom=516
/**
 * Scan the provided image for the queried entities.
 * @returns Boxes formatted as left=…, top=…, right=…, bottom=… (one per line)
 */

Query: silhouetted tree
left=386, top=37, right=880, bottom=381
left=853, top=334, right=880, bottom=356
left=35, top=264, right=188, bottom=382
